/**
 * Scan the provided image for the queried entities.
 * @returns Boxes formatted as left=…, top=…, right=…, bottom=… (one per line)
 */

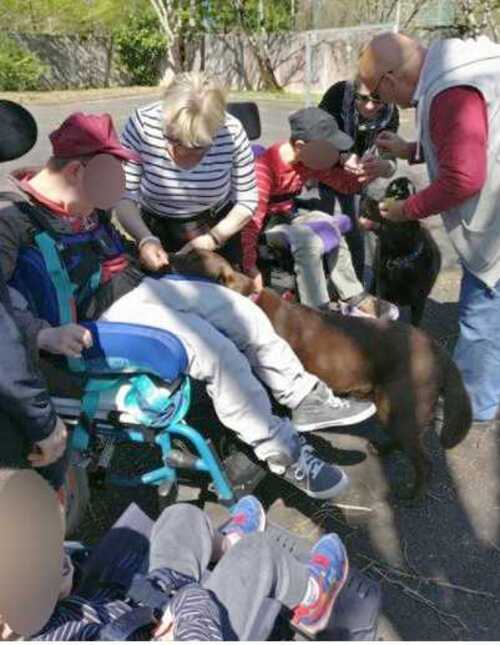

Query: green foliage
left=0, top=0, right=154, bottom=36
left=113, top=12, right=166, bottom=86
left=207, top=0, right=294, bottom=34
left=0, top=34, right=47, bottom=90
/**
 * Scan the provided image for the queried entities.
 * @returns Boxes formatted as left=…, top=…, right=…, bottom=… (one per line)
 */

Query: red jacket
left=242, top=143, right=359, bottom=273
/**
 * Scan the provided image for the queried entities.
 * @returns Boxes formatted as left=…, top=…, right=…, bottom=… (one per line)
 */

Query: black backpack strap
left=99, top=606, right=156, bottom=641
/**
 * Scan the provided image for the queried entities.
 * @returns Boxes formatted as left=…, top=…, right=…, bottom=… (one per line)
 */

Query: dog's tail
left=435, top=342, right=473, bottom=449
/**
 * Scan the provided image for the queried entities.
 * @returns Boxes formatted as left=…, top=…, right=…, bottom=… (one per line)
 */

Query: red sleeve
left=241, top=156, right=273, bottom=273
left=313, top=165, right=360, bottom=194
left=404, top=86, right=488, bottom=219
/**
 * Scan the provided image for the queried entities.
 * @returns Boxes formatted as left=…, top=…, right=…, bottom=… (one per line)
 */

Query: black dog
left=361, top=177, right=441, bottom=325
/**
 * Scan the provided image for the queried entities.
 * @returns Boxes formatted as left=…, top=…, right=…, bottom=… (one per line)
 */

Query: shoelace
left=294, top=440, right=324, bottom=480
left=324, top=389, right=350, bottom=409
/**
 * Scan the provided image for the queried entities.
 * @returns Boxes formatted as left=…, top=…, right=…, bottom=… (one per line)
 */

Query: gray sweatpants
left=101, top=276, right=319, bottom=463
left=265, top=209, right=364, bottom=307
left=150, top=504, right=309, bottom=640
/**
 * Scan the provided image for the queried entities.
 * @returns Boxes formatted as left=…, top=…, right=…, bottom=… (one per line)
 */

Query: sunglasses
left=165, top=135, right=211, bottom=153
left=354, top=92, right=384, bottom=105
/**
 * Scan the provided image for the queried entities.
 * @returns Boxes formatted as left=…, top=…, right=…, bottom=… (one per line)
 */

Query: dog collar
left=385, top=241, right=425, bottom=270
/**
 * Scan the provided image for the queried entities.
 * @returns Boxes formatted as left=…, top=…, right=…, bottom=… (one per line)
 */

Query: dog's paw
left=394, top=483, right=425, bottom=507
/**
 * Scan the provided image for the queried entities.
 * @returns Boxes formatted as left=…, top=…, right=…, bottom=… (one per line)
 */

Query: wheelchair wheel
left=63, top=461, right=90, bottom=537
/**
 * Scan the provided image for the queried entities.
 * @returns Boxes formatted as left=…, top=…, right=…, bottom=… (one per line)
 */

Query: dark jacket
left=319, top=80, right=400, bottom=156
left=0, top=264, right=57, bottom=443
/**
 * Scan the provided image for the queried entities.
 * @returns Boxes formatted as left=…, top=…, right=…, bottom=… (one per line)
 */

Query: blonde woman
left=116, top=72, right=258, bottom=269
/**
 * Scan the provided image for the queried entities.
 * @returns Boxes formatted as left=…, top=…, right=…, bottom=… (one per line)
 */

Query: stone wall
left=199, top=24, right=393, bottom=93
left=10, top=25, right=391, bottom=92
left=9, top=33, right=131, bottom=89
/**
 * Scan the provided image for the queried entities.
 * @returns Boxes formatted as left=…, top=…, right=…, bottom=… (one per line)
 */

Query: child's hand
left=247, top=266, right=264, bottom=292
left=139, top=239, right=170, bottom=271
left=37, top=324, right=93, bottom=358
left=153, top=606, right=175, bottom=641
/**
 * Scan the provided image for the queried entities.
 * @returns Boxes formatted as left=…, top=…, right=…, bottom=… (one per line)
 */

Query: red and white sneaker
left=292, top=533, right=349, bottom=637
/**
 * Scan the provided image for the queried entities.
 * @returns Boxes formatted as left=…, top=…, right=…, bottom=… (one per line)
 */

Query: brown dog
left=173, top=250, right=472, bottom=500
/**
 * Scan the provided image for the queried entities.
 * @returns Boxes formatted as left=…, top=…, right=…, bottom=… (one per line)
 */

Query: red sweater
left=242, top=143, right=359, bottom=272
left=404, top=86, right=488, bottom=219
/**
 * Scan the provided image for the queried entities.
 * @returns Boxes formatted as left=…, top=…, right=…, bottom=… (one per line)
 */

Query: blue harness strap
left=34, top=231, right=86, bottom=373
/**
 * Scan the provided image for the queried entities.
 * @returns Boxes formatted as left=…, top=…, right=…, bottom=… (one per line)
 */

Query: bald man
left=358, top=32, right=500, bottom=425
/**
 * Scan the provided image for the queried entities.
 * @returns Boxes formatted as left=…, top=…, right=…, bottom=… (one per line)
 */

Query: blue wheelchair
left=10, top=236, right=254, bottom=533
left=11, top=243, right=383, bottom=641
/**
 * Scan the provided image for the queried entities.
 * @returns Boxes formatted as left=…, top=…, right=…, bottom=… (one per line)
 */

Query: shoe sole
left=294, top=403, right=376, bottom=432
left=302, top=470, right=350, bottom=500
left=293, top=549, right=350, bottom=638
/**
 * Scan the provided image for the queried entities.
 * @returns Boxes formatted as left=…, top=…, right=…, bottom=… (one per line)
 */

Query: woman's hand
left=358, top=154, right=394, bottom=182
left=375, top=131, right=412, bottom=160
left=177, top=233, right=218, bottom=256
left=139, top=239, right=170, bottom=271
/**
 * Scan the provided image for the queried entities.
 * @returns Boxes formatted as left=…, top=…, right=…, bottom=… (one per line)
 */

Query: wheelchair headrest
left=226, top=102, right=262, bottom=141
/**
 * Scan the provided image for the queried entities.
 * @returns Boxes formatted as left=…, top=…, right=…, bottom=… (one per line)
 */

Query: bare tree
left=148, top=0, right=204, bottom=73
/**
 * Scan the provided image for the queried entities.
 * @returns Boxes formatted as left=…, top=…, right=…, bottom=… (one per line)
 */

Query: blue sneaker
left=221, top=495, right=266, bottom=541
left=292, top=533, right=349, bottom=637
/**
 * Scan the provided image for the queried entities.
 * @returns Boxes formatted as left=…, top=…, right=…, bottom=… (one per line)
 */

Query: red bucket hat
left=49, top=112, right=141, bottom=163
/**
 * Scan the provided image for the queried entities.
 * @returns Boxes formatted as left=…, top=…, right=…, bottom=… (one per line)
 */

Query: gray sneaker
left=292, top=382, right=376, bottom=431
left=270, top=436, right=349, bottom=499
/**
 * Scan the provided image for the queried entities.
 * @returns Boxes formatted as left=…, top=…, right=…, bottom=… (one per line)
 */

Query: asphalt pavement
left=1, top=93, right=498, bottom=640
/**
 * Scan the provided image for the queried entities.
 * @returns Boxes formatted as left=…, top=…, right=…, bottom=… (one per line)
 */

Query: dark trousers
left=318, top=184, right=365, bottom=281
left=142, top=205, right=243, bottom=268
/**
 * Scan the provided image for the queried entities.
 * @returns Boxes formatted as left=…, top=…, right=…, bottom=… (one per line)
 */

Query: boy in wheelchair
left=0, top=111, right=377, bottom=501
left=242, top=107, right=397, bottom=320
left=0, top=469, right=350, bottom=641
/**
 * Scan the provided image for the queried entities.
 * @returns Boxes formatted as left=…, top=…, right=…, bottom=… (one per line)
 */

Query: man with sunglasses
left=318, top=78, right=399, bottom=279
left=358, top=31, right=500, bottom=425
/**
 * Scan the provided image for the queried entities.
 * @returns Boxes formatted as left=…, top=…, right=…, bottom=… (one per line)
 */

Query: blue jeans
left=453, top=266, right=500, bottom=421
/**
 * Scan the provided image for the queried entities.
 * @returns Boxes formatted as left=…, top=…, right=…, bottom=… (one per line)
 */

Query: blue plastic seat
left=9, top=245, right=237, bottom=509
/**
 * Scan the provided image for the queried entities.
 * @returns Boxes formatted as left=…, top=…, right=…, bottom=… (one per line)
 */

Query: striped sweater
left=34, top=568, right=224, bottom=641
left=121, top=101, right=258, bottom=219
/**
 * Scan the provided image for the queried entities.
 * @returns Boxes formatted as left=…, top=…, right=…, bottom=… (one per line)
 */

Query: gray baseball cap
left=289, top=107, right=353, bottom=151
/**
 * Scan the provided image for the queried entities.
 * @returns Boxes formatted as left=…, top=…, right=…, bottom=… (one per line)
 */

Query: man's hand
left=139, top=239, right=170, bottom=272
left=177, top=233, right=217, bottom=256
left=379, top=198, right=408, bottom=222
left=247, top=266, right=264, bottom=292
left=28, top=416, right=67, bottom=468
left=375, top=131, right=413, bottom=160
left=38, top=324, right=93, bottom=358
